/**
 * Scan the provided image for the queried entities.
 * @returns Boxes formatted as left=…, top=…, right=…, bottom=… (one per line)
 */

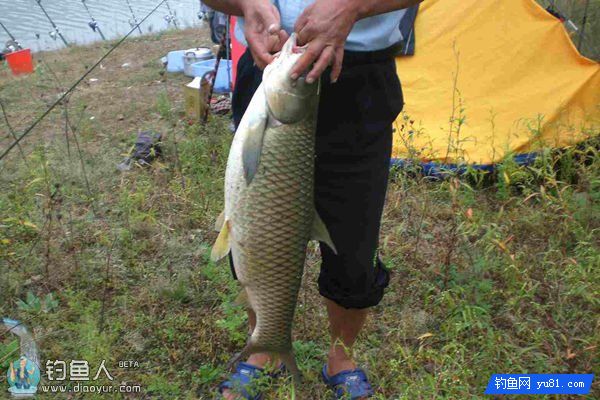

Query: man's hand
left=241, top=0, right=289, bottom=69
left=291, top=0, right=360, bottom=83
left=290, top=0, right=423, bottom=83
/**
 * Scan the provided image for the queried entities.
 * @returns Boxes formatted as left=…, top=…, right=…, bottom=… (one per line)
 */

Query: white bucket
left=183, top=47, right=213, bottom=77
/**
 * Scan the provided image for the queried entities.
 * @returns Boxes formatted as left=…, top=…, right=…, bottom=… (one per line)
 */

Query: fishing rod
left=81, top=0, right=106, bottom=41
left=578, top=0, right=590, bottom=51
left=0, top=20, right=18, bottom=43
left=124, top=0, right=143, bottom=34
left=34, top=0, right=69, bottom=47
left=163, top=0, right=179, bottom=29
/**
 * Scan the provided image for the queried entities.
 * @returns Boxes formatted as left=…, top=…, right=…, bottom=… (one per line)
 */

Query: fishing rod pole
left=81, top=0, right=106, bottom=41
left=164, top=0, right=179, bottom=29
left=543, top=0, right=579, bottom=35
left=0, top=20, right=18, bottom=43
left=577, top=0, right=590, bottom=51
left=34, top=0, right=69, bottom=47
left=0, top=20, right=23, bottom=52
left=124, top=0, right=143, bottom=34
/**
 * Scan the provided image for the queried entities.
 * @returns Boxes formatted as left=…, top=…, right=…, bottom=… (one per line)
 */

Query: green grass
left=0, top=29, right=598, bottom=399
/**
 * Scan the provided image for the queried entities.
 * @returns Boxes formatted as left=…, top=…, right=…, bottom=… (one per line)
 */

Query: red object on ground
left=5, top=49, right=34, bottom=75
left=230, top=17, right=246, bottom=90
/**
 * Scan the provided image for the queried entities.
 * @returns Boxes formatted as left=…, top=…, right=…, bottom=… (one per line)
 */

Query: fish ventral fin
left=214, top=210, right=225, bottom=232
left=311, top=211, right=337, bottom=254
left=210, top=220, right=231, bottom=261
left=233, top=288, right=249, bottom=308
left=242, top=105, right=268, bottom=185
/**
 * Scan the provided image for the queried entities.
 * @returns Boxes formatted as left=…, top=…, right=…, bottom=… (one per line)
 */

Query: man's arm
left=201, top=0, right=243, bottom=16
left=201, top=0, right=289, bottom=68
left=355, top=0, right=423, bottom=20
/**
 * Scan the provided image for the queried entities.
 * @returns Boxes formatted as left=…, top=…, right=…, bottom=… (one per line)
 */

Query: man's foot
left=322, top=364, right=374, bottom=399
left=324, top=349, right=372, bottom=399
left=220, top=353, right=281, bottom=400
left=327, top=348, right=357, bottom=376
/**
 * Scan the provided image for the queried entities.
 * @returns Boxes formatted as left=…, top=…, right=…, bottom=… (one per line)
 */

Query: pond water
left=0, top=0, right=202, bottom=52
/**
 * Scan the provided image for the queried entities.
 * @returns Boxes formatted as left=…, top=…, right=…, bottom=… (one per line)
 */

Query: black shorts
left=230, top=46, right=404, bottom=309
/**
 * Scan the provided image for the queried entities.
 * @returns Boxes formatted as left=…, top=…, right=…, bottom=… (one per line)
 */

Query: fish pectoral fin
left=242, top=111, right=267, bottom=185
left=214, top=210, right=225, bottom=232
left=210, top=220, right=231, bottom=261
left=311, top=211, right=337, bottom=255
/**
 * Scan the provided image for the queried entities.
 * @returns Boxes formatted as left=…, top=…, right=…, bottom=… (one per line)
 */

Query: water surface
left=0, top=0, right=201, bottom=52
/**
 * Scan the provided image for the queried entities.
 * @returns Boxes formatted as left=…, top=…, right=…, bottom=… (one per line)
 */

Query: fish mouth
left=272, top=33, right=304, bottom=59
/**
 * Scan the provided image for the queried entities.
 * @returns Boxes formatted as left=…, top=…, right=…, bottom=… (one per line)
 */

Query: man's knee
left=318, top=255, right=390, bottom=309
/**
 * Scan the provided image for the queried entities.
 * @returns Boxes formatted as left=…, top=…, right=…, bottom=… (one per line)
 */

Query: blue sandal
left=218, top=362, right=285, bottom=400
left=321, top=364, right=374, bottom=399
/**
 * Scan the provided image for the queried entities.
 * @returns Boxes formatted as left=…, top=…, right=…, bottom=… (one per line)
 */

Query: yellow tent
left=393, top=0, right=600, bottom=166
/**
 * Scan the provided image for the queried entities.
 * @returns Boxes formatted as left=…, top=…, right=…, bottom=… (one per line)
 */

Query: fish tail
left=226, top=341, right=254, bottom=371
left=227, top=343, right=303, bottom=384
left=279, top=350, right=302, bottom=384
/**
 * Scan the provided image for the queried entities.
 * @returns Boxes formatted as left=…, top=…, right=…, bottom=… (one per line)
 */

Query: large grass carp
left=211, top=34, right=336, bottom=381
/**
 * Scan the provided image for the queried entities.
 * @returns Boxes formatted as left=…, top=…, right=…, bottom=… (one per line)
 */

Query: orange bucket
left=5, top=49, right=34, bottom=75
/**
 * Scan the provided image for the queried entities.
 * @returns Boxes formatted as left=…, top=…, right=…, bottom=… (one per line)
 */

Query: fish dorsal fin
left=211, top=220, right=231, bottom=261
left=311, top=211, right=337, bottom=254
left=242, top=93, right=268, bottom=185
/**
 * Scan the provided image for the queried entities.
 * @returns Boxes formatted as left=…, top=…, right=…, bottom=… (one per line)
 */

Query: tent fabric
left=393, top=0, right=600, bottom=166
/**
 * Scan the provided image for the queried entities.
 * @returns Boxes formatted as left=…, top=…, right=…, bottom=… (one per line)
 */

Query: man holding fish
left=203, top=0, right=423, bottom=398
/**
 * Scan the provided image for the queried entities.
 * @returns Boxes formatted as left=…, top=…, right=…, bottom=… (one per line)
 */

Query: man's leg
left=314, top=57, right=404, bottom=379
left=326, top=299, right=368, bottom=375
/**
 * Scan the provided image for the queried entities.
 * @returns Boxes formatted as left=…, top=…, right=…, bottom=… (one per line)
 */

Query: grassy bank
left=1, top=27, right=599, bottom=399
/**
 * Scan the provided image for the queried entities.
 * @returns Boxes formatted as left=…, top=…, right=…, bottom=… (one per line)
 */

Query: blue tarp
left=390, top=153, right=539, bottom=178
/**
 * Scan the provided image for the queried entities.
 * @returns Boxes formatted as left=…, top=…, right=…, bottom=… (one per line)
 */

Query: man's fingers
left=267, top=23, right=280, bottom=35
left=295, top=28, right=313, bottom=49
left=274, top=29, right=290, bottom=52
left=306, top=46, right=334, bottom=84
left=248, top=37, right=274, bottom=69
left=294, top=12, right=309, bottom=43
left=251, top=51, right=273, bottom=69
left=330, top=47, right=344, bottom=83
left=290, top=40, right=323, bottom=79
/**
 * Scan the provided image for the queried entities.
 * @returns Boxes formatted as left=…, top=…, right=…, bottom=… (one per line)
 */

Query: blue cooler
left=190, top=59, right=232, bottom=93
left=166, top=50, right=186, bottom=73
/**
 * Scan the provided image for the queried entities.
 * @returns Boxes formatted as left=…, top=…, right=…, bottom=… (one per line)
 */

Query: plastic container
left=5, top=49, right=34, bottom=75
left=166, top=50, right=186, bottom=73
left=183, top=47, right=213, bottom=77
left=190, top=59, right=232, bottom=93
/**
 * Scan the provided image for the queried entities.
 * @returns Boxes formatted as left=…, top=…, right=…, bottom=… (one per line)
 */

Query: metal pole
left=124, top=0, right=143, bottom=34
left=577, top=0, right=590, bottom=51
left=81, top=0, right=106, bottom=41
left=0, top=20, right=17, bottom=42
left=165, top=0, right=179, bottom=29
left=203, top=34, right=227, bottom=123
left=35, top=0, right=69, bottom=47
